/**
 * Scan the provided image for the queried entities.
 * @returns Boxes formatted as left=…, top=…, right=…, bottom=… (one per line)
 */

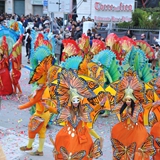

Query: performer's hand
left=41, top=102, right=49, bottom=109
left=100, top=96, right=107, bottom=106
left=17, top=106, right=22, bottom=110
left=153, top=100, right=160, bottom=106
left=151, top=100, right=160, bottom=111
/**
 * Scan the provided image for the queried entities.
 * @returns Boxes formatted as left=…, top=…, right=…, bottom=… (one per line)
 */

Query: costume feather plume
left=90, top=39, right=106, bottom=55
left=92, top=50, right=122, bottom=84
left=136, top=40, right=155, bottom=59
left=61, top=39, right=83, bottom=61
left=105, top=33, right=119, bottom=49
left=1, top=36, right=9, bottom=57
left=78, top=34, right=90, bottom=54
left=60, top=56, right=83, bottom=70
left=120, top=36, right=136, bottom=54
left=34, top=33, right=44, bottom=50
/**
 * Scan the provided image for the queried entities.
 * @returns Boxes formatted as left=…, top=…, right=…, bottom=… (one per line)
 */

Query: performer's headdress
left=123, top=86, right=136, bottom=102
left=69, top=87, right=83, bottom=103
left=53, top=68, right=101, bottom=127
left=55, top=68, right=96, bottom=109
left=115, top=68, right=145, bottom=104
left=112, top=69, right=145, bottom=122
left=29, top=55, right=53, bottom=84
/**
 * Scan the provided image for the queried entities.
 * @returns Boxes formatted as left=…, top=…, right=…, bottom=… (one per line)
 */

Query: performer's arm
left=18, top=89, right=43, bottom=110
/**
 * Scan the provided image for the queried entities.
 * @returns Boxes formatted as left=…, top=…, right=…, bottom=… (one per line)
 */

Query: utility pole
left=56, top=0, right=61, bottom=11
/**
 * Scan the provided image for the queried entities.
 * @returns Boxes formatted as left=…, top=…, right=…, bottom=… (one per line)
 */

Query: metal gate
left=14, top=0, right=25, bottom=16
left=0, top=1, right=5, bottom=14
left=33, top=5, right=43, bottom=16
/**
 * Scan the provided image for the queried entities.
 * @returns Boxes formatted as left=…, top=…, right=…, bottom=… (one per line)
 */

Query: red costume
left=0, top=47, right=13, bottom=95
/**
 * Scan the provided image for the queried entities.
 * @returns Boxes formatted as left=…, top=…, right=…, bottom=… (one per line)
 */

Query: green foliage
left=132, top=9, right=152, bottom=27
left=117, top=21, right=132, bottom=28
left=151, top=12, right=160, bottom=28
left=118, top=8, right=160, bottom=29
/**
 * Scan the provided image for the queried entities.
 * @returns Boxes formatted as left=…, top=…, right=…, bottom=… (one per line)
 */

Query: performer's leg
left=38, top=138, right=45, bottom=152
left=30, top=122, right=47, bottom=156
left=20, top=121, right=36, bottom=151
left=20, top=138, right=34, bottom=151
left=17, top=83, right=22, bottom=97
left=27, top=138, right=35, bottom=148
left=89, top=129, right=104, bottom=149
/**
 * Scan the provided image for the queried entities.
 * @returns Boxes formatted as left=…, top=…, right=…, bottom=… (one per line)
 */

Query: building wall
left=5, top=0, right=13, bottom=14
left=4, top=0, right=34, bottom=15
left=25, top=0, right=33, bottom=15
left=76, top=0, right=91, bottom=20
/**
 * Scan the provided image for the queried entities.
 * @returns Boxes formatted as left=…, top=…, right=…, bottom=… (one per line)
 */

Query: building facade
left=77, top=0, right=135, bottom=22
left=1, top=0, right=44, bottom=16
left=1, top=0, right=160, bottom=17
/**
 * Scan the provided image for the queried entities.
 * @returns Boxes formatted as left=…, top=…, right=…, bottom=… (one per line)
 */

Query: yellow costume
left=18, top=55, right=57, bottom=156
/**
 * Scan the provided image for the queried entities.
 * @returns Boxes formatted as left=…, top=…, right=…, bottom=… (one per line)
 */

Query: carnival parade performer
left=18, top=55, right=57, bottom=156
left=149, top=77, right=160, bottom=160
left=150, top=99, right=160, bottom=160
left=10, top=54, right=22, bottom=96
left=50, top=68, right=103, bottom=160
left=111, top=69, right=156, bottom=160
left=0, top=46, right=13, bottom=96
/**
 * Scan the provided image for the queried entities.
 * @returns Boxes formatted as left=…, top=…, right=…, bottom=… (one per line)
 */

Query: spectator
left=132, top=35, right=136, bottom=41
left=152, top=44, right=160, bottom=70
left=101, top=37, right=105, bottom=42
left=125, top=29, right=133, bottom=38
left=43, top=20, right=50, bottom=29
left=70, top=24, right=76, bottom=38
left=64, top=28, right=71, bottom=39
left=141, top=33, right=147, bottom=41
left=55, top=34, right=62, bottom=64
left=73, top=26, right=82, bottom=41
left=94, top=33, right=99, bottom=39
left=24, top=28, right=31, bottom=64
left=97, top=33, right=101, bottom=40
left=90, top=33, right=95, bottom=40
left=154, top=36, right=160, bottom=45
left=72, top=13, right=78, bottom=21
left=87, top=29, right=92, bottom=37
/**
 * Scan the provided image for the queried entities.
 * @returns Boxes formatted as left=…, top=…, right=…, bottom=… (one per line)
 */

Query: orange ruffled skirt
left=111, top=121, right=149, bottom=160
left=150, top=122, right=160, bottom=160
left=55, top=121, right=93, bottom=160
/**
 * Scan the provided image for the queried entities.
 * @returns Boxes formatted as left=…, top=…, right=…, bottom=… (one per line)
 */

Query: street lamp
left=135, top=0, right=138, bottom=9
left=56, top=0, right=61, bottom=11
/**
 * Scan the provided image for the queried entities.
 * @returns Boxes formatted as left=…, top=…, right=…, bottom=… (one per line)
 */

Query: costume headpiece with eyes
left=69, top=87, right=83, bottom=104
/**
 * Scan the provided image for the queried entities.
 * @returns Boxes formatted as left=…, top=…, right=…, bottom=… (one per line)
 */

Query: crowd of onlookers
left=0, top=13, right=110, bottom=64
left=0, top=12, right=160, bottom=71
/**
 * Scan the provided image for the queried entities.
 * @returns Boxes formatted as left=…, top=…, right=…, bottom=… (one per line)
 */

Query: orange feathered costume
left=111, top=69, right=156, bottom=160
